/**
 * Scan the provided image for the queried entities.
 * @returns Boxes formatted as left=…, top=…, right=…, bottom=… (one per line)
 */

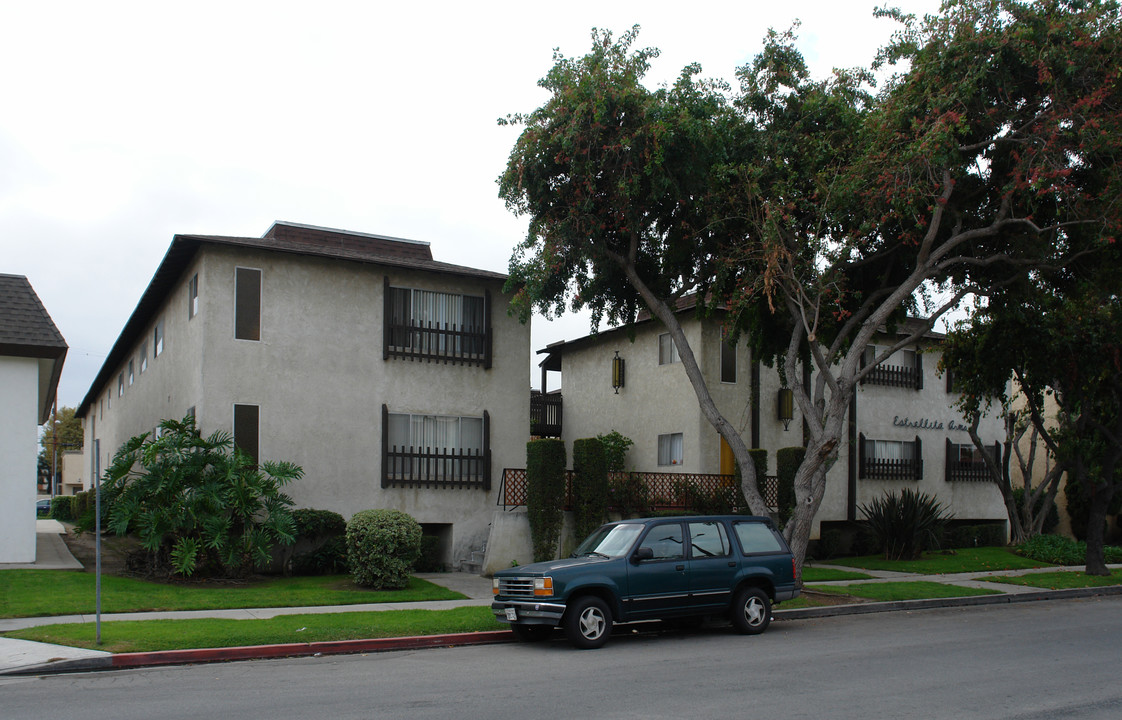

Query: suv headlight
left=534, top=577, right=554, bottom=597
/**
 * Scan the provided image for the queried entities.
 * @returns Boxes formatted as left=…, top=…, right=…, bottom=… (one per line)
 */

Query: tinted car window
left=639, top=523, right=685, bottom=560
left=733, top=521, right=784, bottom=554
left=688, top=521, right=730, bottom=558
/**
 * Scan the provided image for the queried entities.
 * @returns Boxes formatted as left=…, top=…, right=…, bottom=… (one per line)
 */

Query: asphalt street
left=3, top=595, right=1121, bottom=720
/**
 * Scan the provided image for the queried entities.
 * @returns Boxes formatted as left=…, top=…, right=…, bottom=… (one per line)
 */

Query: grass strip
left=801, top=567, right=874, bottom=582
left=2, top=607, right=505, bottom=653
left=979, top=569, right=1122, bottom=590
left=807, top=581, right=1002, bottom=602
left=0, top=571, right=464, bottom=619
left=815, top=547, right=1049, bottom=575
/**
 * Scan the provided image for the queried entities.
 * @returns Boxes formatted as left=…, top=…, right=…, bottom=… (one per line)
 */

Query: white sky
left=1, top=0, right=941, bottom=409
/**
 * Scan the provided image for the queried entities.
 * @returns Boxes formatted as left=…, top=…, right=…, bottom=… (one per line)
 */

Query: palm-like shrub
left=859, top=488, right=953, bottom=561
left=103, top=415, right=300, bottom=577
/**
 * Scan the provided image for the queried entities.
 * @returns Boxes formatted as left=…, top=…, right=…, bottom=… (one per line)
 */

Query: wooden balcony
left=530, top=390, right=562, bottom=438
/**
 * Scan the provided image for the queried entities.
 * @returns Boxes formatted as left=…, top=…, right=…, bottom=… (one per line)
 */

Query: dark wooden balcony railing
left=861, top=457, right=923, bottom=481
left=384, top=446, right=486, bottom=489
left=385, top=321, right=490, bottom=367
left=530, top=391, right=562, bottom=438
left=864, top=362, right=922, bottom=389
left=945, top=439, right=1000, bottom=482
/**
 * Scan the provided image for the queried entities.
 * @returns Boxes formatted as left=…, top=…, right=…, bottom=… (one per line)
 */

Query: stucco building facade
left=77, top=222, right=529, bottom=568
left=534, top=313, right=1007, bottom=542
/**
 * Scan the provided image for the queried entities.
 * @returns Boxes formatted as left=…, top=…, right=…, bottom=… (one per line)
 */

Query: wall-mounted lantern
left=611, top=351, right=625, bottom=394
left=777, top=387, right=794, bottom=431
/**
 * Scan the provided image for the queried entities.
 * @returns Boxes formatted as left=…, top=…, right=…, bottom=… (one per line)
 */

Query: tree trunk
left=1084, top=495, right=1111, bottom=575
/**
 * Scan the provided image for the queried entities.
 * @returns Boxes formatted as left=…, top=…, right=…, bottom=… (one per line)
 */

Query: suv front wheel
left=564, top=596, right=612, bottom=649
left=731, top=587, right=771, bottom=635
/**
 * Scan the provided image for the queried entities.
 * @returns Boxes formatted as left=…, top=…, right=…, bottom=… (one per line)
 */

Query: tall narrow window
left=128, top=359, right=134, bottom=386
left=658, top=432, right=684, bottom=466
left=721, top=335, right=737, bottom=383
left=117, top=372, right=124, bottom=397
left=154, top=319, right=164, bottom=357
left=658, top=333, right=680, bottom=365
left=235, top=267, right=262, bottom=341
left=233, top=404, right=260, bottom=466
left=140, top=340, right=148, bottom=373
left=188, top=273, right=199, bottom=319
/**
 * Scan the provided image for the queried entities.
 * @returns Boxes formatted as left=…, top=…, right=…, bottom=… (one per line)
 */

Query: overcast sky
left=1, top=0, right=941, bottom=410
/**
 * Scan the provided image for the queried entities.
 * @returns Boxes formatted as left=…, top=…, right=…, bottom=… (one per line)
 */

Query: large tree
left=500, top=1, right=1122, bottom=568
left=39, top=406, right=84, bottom=488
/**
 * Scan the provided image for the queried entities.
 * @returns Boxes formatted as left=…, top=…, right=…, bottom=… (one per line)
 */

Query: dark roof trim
left=76, top=225, right=507, bottom=417
left=0, top=274, right=68, bottom=422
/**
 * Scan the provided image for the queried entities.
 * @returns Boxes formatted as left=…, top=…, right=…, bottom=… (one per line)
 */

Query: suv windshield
left=572, top=523, right=644, bottom=558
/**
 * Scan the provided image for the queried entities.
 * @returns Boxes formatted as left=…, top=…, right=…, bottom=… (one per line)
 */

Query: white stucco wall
left=83, top=244, right=530, bottom=567
left=0, top=356, right=39, bottom=562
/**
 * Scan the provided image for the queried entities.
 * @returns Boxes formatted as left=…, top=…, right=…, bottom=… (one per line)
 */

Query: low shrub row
left=1017, top=534, right=1122, bottom=565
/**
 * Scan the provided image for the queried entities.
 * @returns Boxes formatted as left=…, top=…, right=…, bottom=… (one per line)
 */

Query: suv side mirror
left=632, top=547, right=654, bottom=564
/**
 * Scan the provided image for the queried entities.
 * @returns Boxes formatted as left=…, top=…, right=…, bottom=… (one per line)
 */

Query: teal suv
left=491, top=515, right=800, bottom=649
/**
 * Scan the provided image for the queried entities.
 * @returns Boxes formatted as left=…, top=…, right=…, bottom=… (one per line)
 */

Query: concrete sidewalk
left=2, top=524, right=1119, bottom=676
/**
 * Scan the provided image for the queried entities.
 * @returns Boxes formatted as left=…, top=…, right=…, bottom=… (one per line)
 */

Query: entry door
left=720, top=436, right=735, bottom=476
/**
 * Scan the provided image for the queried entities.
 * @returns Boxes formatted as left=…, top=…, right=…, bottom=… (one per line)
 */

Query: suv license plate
left=505, top=608, right=518, bottom=621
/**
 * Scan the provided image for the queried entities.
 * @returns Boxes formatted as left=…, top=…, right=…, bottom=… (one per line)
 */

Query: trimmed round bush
left=346, top=509, right=422, bottom=589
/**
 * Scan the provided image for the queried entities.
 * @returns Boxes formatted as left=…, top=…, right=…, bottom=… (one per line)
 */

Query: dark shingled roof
left=77, top=222, right=507, bottom=417
left=0, top=273, right=68, bottom=422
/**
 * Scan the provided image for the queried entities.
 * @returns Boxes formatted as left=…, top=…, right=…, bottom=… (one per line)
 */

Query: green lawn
left=801, top=566, right=874, bottom=582
left=807, top=581, right=1002, bottom=602
left=3, top=606, right=505, bottom=653
left=980, top=569, right=1122, bottom=590
left=0, top=570, right=464, bottom=619
left=816, top=547, right=1050, bottom=575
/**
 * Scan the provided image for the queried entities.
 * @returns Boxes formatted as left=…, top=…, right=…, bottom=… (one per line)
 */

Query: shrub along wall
left=527, top=439, right=566, bottom=562
left=572, top=438, right=608, bottom=544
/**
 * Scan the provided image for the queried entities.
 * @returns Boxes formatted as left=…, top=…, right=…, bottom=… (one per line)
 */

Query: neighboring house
left=0, top=274, right=67, bottom=563
left=60, top=450, right=85, bottom=495
left=76, top=222, right=529, bottom=568
left=532, top=313, right=1007, bottom=543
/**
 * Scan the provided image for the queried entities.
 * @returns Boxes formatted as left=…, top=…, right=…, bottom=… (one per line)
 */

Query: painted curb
left=7, top=586, right=1122, bottom=676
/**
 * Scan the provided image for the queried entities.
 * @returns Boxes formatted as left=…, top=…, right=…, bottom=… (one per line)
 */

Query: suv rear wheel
left=564, top=596, right=612, bottom=649
left=731, top=587, right=771, bottom=635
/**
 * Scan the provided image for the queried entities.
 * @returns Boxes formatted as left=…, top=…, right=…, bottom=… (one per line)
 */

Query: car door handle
left=728, top=561, right=736, bottom=567
left=676, top=564, right=685, bottom=571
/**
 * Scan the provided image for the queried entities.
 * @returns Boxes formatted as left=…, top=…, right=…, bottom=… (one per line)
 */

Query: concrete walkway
left=2, top=524, right=1119, bottom=676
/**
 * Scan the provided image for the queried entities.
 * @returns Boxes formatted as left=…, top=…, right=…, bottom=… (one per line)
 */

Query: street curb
left=773, top=583, right=1122, bottom=620
left=7, top=586, right=1122, bottom=676
left=1, top=631, right=516, bottom=677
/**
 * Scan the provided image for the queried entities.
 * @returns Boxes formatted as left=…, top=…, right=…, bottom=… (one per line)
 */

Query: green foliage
left=608, top=473, right=651, bottom=519
left=776, top=447, right=804, bottom=527
left=292, top=508, right=346, bottom=539
left=290, top=537, right=349, bottom=576
left=675, top=479, right=743, bottom=515
left=49, top=495, right=75, bottom=522
left=39, top=406, right=84, bottom=481
left=346, top=509, right=422, bottom=590
left=1016, top=534, right=1122, bottom=566
left=102, top=415, right=300, bottom=578
left=944, top=523, right=1007, bottom=549
left=859, top=489, right=954, bottom=561
left=572, top=438, right=609, bottom=543
left=526, top=439, right=566, bottom=562
left=596, top=430, right=634, bottom=472
left=1012, top=487, right=1060, bottom=535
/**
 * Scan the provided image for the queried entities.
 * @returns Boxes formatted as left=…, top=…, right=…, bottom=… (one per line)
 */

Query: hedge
left=527, top=439, right=566, bottom=562
left=572, top=438, right=609, bottom=543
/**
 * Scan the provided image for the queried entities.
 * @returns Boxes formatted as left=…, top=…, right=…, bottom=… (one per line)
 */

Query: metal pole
left=94, top=439, right=101, bottom=645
